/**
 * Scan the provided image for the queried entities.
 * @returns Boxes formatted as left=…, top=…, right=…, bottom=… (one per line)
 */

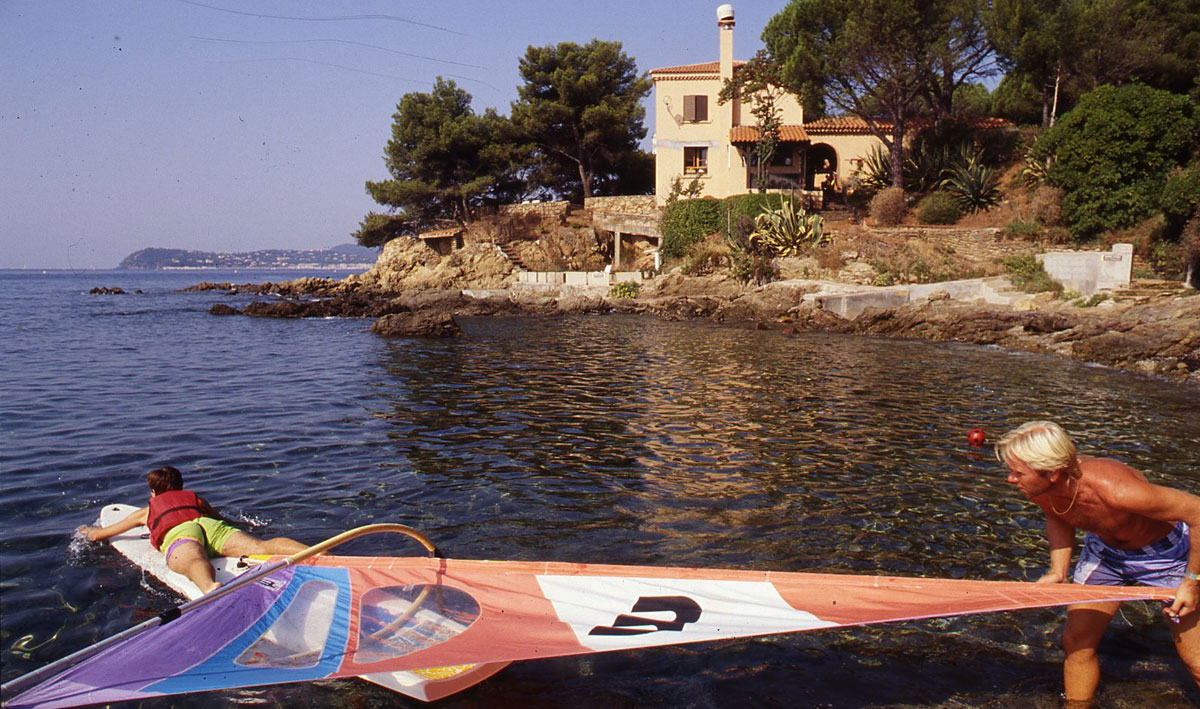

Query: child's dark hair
left=147, top=466, right=184, bottom=494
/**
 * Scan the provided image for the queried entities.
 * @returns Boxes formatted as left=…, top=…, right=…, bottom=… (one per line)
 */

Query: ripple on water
left=1, top=279, right=1198, bottom=707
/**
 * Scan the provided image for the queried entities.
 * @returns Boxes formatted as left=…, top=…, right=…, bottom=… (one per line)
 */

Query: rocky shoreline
left=186, top=275, right=1200, bottom=383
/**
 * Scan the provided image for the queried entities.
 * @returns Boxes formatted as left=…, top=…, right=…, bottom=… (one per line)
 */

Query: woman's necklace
left=1051, top=477, right=1080, bottom=515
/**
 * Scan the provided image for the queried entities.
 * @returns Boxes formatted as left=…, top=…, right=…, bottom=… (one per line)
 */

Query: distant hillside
left=118, top=245, right=378, bottom=270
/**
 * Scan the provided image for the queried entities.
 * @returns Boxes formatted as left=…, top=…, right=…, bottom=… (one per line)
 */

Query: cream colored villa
left=649, top=4, right=894, bottom=206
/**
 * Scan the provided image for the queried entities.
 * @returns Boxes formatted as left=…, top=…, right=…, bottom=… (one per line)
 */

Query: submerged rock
left=89, top=287, right=126, bottom=295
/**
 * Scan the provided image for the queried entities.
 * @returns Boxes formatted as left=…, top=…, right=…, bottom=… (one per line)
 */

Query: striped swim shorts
left=1073, top=521, right=1189, bottom=587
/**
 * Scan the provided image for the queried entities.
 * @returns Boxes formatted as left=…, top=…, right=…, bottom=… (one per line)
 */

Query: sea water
left=1, top=269, right=1198, bottom=707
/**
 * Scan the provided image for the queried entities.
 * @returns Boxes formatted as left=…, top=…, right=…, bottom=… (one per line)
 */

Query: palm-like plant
left=750, top=197, right=827, bottom=256
left=939, top=147, right=1001, bottom=213
left=853, top=145, right=893, bottom=193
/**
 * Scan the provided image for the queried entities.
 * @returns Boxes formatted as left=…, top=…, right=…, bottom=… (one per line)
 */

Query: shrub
left=1003, top=253, right=1062, bottom=294
left=1160, top=162, right=1200, bottom=238
left=1032, top=185, right=1065, bottom=226
left=660, top=198, right=722, bottom=259
left=609, top=280, right=640, bottom=299
left=679, top=236, right=729, bottom=276
left=1182, top=210, right=1200, bottom=288
left=1003, top=219, right=1041, bottom=239
left=1032, top=84, right=1199, bottom=241
left=916, top=191, right=962, bottom=225
left=730, top=251, right=777, bottom=285
left=869, top=187, right=908, bottom=226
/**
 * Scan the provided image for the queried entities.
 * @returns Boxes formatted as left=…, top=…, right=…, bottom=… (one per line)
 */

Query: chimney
left=718, top=4, right=734, bottom=81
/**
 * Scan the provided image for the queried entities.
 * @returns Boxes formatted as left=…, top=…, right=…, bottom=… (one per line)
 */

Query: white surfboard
left=96, top=504, right=507, bottom=702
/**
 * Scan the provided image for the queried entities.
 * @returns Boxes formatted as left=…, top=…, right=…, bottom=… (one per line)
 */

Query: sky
left=0, top=0, right=790, bottom=270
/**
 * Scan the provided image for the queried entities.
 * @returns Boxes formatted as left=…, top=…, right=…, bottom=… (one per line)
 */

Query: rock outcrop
left=193, top=272, right=1199, bottom=379
left=371, top=312, right=462, bottom=338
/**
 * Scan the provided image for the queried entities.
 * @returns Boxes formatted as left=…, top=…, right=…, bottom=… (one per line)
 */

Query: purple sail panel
left=6, top=567, right=294, bottom=709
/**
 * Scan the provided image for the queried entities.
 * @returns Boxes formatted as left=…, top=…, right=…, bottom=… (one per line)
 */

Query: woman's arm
left=78, top=506, right=148, bottom=542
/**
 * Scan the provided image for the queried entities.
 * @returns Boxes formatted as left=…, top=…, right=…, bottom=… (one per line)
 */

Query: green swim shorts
left=159, top=517, right=240, bottom=558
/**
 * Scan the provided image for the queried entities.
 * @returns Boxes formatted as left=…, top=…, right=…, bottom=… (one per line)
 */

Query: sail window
left=234, top=580, right=338, bottom=669
left=354, top=584, right=481, bottom=665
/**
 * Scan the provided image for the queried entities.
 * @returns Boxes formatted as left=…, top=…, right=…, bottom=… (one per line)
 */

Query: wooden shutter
left=683, top=95, right=708, bottom=122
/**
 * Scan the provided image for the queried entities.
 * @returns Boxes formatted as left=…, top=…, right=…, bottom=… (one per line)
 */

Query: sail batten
left=4, top=555, right=1174, bottom=708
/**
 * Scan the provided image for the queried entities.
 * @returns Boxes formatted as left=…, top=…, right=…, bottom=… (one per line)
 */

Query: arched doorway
left=806, top=144, right=838, bottom=190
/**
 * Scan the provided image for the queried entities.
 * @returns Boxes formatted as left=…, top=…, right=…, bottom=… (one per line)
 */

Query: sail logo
left=535, top=575, right=836, bottom=652
left=588, top=596, right=701, bottom=636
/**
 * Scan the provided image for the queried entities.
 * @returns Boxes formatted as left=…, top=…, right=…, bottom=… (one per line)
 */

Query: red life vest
left=147, top=489, right=206, bottom=550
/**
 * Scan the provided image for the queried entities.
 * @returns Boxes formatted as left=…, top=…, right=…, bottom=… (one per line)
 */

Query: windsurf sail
left=2, top=525, right=1175, bottom=709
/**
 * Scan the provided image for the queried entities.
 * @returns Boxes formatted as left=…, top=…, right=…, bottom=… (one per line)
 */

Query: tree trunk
left=1049, top=62, right=1062, bottom=128
left=890, top=120, right=905, bottom=188
left=579, top=161, right=592, bottom=200
left=1042, top=83, right=1051, bottom=129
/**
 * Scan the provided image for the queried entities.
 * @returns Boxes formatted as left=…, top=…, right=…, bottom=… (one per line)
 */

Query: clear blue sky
left=1, top=1, right=788, bottom=269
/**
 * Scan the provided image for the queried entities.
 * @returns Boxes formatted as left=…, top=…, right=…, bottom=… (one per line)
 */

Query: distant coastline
left=118, top=245, right=378, bottom=270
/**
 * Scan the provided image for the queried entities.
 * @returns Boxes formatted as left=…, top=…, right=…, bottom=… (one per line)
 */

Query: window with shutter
left=683, top=95, right=708, bottom=122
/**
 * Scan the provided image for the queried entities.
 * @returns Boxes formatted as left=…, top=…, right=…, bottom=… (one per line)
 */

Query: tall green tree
left=511, top=40, right=652, bottom=201
left=764, top=0, right=997, bottom=187
left=988, top=0, right=1198, bottom=127
left=987, top=0, right=1081, bottom=127
left=364, top=78, right=526, bottom=237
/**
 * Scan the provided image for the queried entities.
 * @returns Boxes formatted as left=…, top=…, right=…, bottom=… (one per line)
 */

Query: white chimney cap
left=717, top=4, right=734, bottom=23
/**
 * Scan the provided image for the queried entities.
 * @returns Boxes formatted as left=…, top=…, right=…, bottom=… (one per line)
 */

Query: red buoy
left=967, top=428, right=987, bottom=447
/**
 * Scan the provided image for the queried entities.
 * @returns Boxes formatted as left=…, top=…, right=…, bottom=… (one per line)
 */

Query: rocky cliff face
left=349, top=238, right=513, bottom=291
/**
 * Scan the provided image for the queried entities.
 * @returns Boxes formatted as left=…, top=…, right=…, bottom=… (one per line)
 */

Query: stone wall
left=856, top=226, right=1028, bottom=262
left=501, top=201, right=570, bottom=220
left=585, top=195, right=659, bottom=215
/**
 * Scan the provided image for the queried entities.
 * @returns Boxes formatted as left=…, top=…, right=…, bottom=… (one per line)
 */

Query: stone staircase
left=497, top=241, right=528, bottom=271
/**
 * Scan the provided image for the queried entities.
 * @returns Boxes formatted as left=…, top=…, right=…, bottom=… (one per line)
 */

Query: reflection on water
left=1, top=272, right=1198, bottom=707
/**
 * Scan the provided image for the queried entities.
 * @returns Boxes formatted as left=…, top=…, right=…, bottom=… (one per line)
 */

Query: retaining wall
left=807, top=276, right=1019, bottom=319
left=585, top=195, right=658, bottom=214
left=1038, top=243, right=1133, bottom=296
left=514, top=270, right=647, bottom=289
left=501, top=201, right=570, bottom=220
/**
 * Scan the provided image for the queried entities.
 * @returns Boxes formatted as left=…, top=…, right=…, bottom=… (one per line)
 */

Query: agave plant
left=853, top=144, right=893, bottom=193
left=1019, top=147, right=1052, bottom=187
left=904, top=142, right=960, bottom=194
left=939, top=147, right=1001, bottom=213
left=749, top=197, right=827, bottom=256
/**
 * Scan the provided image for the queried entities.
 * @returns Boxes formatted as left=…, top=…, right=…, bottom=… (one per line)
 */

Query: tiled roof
left=650, top=60, right=745, bottom=76
left=803, top=115, right=1014, bottom=135
left=730, top=125, right=810, bottom=143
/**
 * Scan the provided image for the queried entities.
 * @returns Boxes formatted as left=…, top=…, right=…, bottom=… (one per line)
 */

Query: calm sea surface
left=1, top=269, right=1198, bottom=708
